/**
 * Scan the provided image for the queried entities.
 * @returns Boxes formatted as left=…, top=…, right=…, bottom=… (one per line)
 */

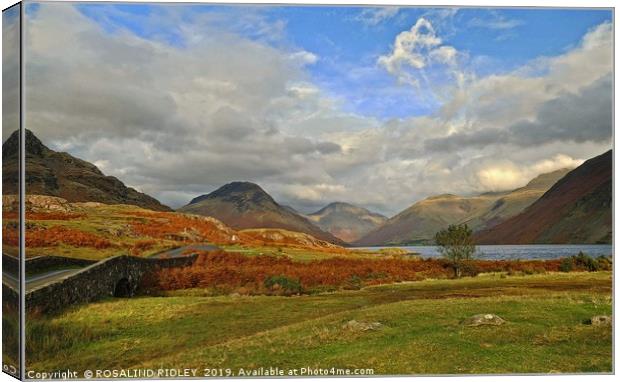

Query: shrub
left=459, top=262, right=480, bottom=277
left=344, top=275, right=363, bottom=290
left=573, top=252, right=599, bottom=271
left=138, top=250, right=589, bottom=296
left=264, top=275, right=302, bottom=296
left=23, top=226, right=113, bottom=249
left=559, top=258, right=573, bottom=273
left=596, top=255, right=612, bottom=271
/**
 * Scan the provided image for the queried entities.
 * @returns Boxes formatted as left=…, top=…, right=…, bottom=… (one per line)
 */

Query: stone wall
left=25, top=255, right=197, bottom=313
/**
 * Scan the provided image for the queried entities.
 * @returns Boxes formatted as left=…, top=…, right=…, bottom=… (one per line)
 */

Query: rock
left=461, top=314, right=506, bottom=327
left=586, top=315, right=611, bottom=326
left=342, top=320, right=383, bottom=332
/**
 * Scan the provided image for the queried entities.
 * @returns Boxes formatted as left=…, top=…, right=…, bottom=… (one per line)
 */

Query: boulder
left=461, top=313, right=506, bottom=327
left=586, top=315, right=611, bottom=326
left=342, top=320, right=383, bottom=332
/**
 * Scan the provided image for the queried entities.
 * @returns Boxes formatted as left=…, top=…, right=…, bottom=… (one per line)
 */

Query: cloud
left=289, top=50, right=319, bottom=65
left=21, top=4, right=612, bottom=216
left=467, top=14, right=522, bottom=30
left=378, top=18, right=459, bottom=86
left=473, top=154, right=583, bottom=192
left=2, top=6, right=20, bottom=143
left=354, top=7, right=400, bottom=26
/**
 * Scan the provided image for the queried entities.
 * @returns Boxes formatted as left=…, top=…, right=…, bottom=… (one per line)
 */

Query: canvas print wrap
left=1, top=1, right=614, bottom=378
left=2, top=2, right=21, bottom=379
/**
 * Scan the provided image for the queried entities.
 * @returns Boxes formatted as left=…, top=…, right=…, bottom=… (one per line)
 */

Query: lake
left=354, top=244, right=613, bottom=260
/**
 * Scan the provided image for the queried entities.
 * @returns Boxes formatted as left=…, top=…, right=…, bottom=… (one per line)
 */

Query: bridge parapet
left=24, top=254, right=198, bottom=313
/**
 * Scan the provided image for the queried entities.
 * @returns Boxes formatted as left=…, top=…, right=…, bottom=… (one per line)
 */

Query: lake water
left=354, top=244, right=613, bottom=260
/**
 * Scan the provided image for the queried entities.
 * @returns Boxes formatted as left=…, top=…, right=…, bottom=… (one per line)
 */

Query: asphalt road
left=149, top=244, right=220, bottom=258
left=3, top=268, right=83, bottom=292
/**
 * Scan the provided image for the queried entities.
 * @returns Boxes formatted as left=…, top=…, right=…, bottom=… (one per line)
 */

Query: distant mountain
left=2, top=129, right=171, bottom=211
left=354, top=168, right=571, bottom=246
left=475, top=150, right=611, bottom=244
left=178, top=181, right=346, bottom=245
left=307, top=202, right=387, bottom=243
left=463, top=168, right=571, bottom=230
left=354, top=193, right=498, bottom=246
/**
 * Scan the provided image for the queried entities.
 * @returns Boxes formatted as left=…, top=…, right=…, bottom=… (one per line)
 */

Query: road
left=148, top=244, right=220, bottom=258
left=3, top=268, right=83, bottom=292
left=2, top=244, right=219, bottom=291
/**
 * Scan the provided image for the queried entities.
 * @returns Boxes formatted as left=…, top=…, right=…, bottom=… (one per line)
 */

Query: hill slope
left=178, top=182, right=346, bottom=245
left=307, top=202, right=387, bottom=243
left=354, top=193, right=499, bottom=246
left=463, top=168, right=571, bottom=230
left=1, top=194, right=345, bottom=260
left=2, top=130, right=171, bottom=211
left=475, top=150, right=612, bottom=244
left=355, top=168, right=571, bottom=246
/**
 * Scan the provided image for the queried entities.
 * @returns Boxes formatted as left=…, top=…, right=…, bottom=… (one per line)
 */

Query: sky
left=2, top=3, right=613, bottom=216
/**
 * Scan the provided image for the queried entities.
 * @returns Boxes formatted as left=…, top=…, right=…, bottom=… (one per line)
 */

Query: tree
left=435, top=224, right=476, bottom=278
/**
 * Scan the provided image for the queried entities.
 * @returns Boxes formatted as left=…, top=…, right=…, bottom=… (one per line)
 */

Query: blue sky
left=43, top=4, right=612, bottom=120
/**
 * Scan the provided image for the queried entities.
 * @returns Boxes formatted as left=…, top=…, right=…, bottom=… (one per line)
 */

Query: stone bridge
left=4, top=254, right=198, bottom=313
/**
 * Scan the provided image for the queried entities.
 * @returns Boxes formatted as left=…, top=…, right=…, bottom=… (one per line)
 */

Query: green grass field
left=26, top=272, right=612, bottom=375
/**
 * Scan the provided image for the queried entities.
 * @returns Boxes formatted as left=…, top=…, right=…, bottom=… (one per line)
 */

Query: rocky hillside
left=475, top=150, right=612, bottom=244
left=2, top=194, right=346, bottom=259
left=2, top=130, right=171, bottom=211
left=355, top=168, right=571, bottom=246
left=178, top=182, right=346, bottom=245
left=307, top=202, right=387, bottom=243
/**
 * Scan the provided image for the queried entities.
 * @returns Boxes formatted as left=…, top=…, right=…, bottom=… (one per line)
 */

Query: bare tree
left=435, top=224, right=476, bottom=278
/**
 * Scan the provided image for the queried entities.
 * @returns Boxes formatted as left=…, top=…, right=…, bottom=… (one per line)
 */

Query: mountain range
left=2, top=130, right=171, bottom=211
left=354, top=168, right=571, bottom=246
left=2, top=130, right=612, bottom=246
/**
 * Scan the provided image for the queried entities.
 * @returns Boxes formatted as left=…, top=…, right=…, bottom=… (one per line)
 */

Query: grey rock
left=342, top=320, right=383, bottom=332
left=586, top=315, right=612, bottom=326
left=461, top=313, right=506, bottom=327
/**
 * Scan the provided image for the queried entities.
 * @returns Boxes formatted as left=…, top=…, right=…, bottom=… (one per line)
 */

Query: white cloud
left=378, top=18, right=459, bottom=86
left=289, top=50, right=319, bottom=65
left=355, top=7, right=400, bottom=26
left=468, top=14, right=522, bottom=30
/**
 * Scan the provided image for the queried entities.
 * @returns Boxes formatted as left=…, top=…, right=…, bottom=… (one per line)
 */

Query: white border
left=0, top=1, right=617, bottom=382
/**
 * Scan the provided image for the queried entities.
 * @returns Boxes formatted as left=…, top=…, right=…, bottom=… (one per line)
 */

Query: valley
left=1, top=130, right=613, bottom=376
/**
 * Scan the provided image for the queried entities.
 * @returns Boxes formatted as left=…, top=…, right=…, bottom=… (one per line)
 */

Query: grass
left=25, top=272, right=611, bottom=374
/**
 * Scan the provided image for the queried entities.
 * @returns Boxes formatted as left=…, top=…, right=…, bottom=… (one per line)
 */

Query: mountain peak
left=307, top=202, right=387, bottom=243
left=179, top=182, right=346, bottom=245
left=188, top=181, right=274, bottom=205
left=2, top=129, right=171, bottom=211
left=524, top=168, right=572, bottom=190
left=323, top=201, right=354, bottom=210
left=3, top=129, right=51, bottom=160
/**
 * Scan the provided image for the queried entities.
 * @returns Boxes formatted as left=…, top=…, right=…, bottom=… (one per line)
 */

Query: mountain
left=178, top=181, right=346, bottom=245
left=2, top=129, right=171, bottom=211
left=354, top=168, right=571, bottom=246
left=463, top=168, right=571, bottom=230
left=354, top=193, right=498, bottom=246
left=306, top=202, right=387, bottom=243
left=475, top=150, right=612, bottom=244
